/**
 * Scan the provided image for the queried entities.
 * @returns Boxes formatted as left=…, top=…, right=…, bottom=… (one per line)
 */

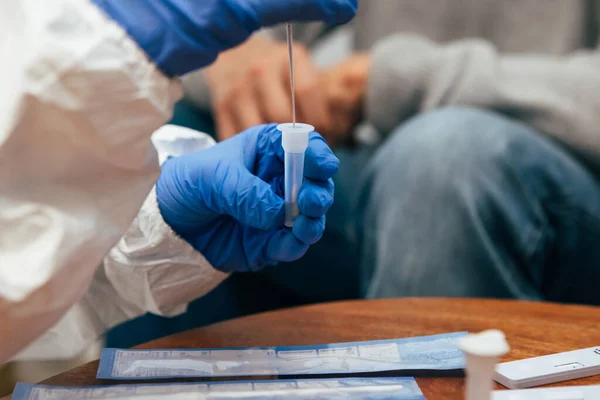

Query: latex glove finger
left=297, top=178, right=334, bottom=218
left=265, top=230, right=309, bottom=263
left=93, top=0, right=356, bottom=77
left=220, top=169, right=285, bottom=230
left=253, top=0, right=357, bottom=26
left=251, top=125, right=286, bottom=183
left=292, top=215, right=326, bottom=245
left=303, top=132, right=340, bottom=181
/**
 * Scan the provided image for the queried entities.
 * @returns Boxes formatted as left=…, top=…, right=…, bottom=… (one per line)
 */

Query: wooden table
left=6, top=298, right=600, bottom=399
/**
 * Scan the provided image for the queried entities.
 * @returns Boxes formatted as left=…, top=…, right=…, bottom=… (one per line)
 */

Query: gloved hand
left=156, top=124, right=338, bottom=273
left=92, top=0, right=357, bottom=77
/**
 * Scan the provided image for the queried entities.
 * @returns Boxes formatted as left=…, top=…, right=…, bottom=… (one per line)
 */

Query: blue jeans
left=357, top=107, right=600, bottom=303
left=106, top=104, right=600, bottom=347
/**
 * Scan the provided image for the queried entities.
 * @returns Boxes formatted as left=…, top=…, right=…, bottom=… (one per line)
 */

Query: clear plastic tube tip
left=277, top=123, right=314, bottom=227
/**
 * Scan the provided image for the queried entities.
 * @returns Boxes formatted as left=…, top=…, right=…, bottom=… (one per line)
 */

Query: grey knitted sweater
left=184, top=0, right=600, bottom=168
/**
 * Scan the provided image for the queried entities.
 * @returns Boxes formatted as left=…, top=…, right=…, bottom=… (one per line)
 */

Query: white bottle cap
left=459, top=330, right=510, bottom=357
left=277, top=123, right=314, bottom=153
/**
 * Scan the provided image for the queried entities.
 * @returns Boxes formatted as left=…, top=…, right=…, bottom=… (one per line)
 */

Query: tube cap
left=278, top=123, right=314, bottom=153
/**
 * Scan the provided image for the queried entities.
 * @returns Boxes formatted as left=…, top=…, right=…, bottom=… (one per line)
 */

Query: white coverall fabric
left=0, top=0, right=225, bottom=362
left=16, top=127, right=228, bottom=361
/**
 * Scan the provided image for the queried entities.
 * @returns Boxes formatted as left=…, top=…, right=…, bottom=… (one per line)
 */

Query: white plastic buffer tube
left=277, top=123, right=314, bottom=227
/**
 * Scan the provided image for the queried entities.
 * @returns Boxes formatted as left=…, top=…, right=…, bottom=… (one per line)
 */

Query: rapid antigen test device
left=493, top=385, right=600, bottom=399
left=494, top=346, right=600, bottom=389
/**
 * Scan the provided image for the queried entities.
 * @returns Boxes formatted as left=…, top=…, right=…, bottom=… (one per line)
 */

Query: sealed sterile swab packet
left=97, top=332, right=467, bottom=380
left=12, top=377, right=426, bottom=400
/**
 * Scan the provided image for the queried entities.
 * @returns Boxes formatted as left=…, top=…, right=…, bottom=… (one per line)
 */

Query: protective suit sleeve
left=102, top=126, right=229, bottom=319
left=14, top=126, right=228, bottom=361
left=104, top=189, right=228, bottom=318
left=0, top=0, right=180, bottom=363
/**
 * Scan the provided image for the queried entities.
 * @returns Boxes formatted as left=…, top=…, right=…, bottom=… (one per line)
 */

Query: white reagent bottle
left=459, top=329, right=510, bottom=400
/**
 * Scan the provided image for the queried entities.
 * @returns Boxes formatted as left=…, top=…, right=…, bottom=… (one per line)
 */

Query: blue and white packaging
left=12, top=377, right=426, bottom=400
left=97, top=332, right=466, bottom=380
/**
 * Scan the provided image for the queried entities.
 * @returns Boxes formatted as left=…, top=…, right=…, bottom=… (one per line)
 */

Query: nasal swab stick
left=286, top=23, right=296, bottom=127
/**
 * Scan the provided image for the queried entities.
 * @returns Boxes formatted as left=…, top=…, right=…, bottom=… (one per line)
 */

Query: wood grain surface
left=4, top=298, right=600, bottom=399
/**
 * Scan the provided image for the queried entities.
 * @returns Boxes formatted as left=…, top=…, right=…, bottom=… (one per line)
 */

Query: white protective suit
left=0, top=0, right=227, bottom=362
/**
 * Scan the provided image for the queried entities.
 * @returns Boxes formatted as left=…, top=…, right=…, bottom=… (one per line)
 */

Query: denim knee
left=366, top=107, right=541, bottom=190
left=363, top=106, right=598, bottom=212
left=358, top=107, right=548, bottom=216
left=355, top=107, right=558, bottom=298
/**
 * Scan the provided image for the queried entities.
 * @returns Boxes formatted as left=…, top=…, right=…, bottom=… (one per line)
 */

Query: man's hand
left=319, top=53, right=371, bottom=147
left=206, top=37, right=330, bottom=141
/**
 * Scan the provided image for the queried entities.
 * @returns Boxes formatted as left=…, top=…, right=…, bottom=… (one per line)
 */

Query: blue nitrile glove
left=156, top=124, right=338, bottom=273
left=92, top=0, right=357, bottom=77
